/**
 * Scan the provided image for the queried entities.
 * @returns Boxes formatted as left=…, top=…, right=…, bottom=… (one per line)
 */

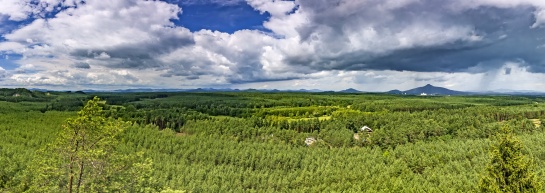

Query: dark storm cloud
left=227, top=76, right=300, bottom=84
left=73, top=62, right=90, bottom=69
left=504, top=68, right=512, bottom=75
left=71, top=48, right=156, bottom=69
left=160, top=68, right=207, bottom=78
left=0, top=70, right=6, bottom=80
left=414, top=76, right=448, bottom=82
left=224, top=55, right=266, bottom=83
left=284, top=1, right=545, bottom=74
left=161, top=56, right=275, bottom=84
left=71, top=29, right=195, bottom=69
left=184, top=75, right=200, bottom=80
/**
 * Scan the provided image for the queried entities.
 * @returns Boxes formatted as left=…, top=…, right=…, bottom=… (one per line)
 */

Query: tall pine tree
left=26, top=97, right=158, bottom=192
left=479, top=126, right=542, bottom=193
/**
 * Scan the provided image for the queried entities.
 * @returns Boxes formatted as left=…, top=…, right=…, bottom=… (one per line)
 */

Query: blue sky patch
left=176, top=3, right=271, bottom=33
left=0, top=54, right=22, bottom=70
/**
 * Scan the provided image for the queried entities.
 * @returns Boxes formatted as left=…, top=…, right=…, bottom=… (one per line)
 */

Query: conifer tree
left=479, top=126, right=542, bottom=193
left=27, top=97, right=158, bottom=192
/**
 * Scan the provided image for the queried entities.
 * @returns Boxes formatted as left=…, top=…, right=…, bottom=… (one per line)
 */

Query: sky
left=0, top=0, right=545, bottom=92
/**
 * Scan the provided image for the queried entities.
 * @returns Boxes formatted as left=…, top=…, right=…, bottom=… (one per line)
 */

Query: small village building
left=304, top=137, right=317, bottom=146
left=360, top=126, right=372, bottom=133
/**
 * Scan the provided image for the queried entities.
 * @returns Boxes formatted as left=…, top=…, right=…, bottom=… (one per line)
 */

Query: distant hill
left=0, top=88, right=56, bottom=102
left=386, top=89, right=403, bottom=94
left=387, top=84, right=466, bottom=95
left=338, top=88, right=362, bottom=93
left=294, top=89, right=324, bottom=93
left=1, top=88, right=35, bottom=97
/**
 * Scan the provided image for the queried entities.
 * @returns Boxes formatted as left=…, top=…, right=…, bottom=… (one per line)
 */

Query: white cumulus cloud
left=0, top=0, right=545, bottom=91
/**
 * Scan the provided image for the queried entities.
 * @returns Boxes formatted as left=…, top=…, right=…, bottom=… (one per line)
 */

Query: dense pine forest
left=2, top=88, right=545, bottom=192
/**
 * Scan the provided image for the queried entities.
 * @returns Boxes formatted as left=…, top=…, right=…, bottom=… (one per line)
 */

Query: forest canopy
left=1, top=89, right=545, bottom=192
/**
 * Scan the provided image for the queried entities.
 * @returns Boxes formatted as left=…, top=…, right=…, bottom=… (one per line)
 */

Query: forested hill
left=0, top=88, right=40, bottom=97
left=387, top=84, right=467, bottom=95
left=0, top=88, right=52, bottom=102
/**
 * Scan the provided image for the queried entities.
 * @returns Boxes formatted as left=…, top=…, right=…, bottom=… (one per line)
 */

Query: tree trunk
left=68, top=157, right=74, bottom=193
left=76, top=160, right=84, bottom=193
left=68, top=141, right=79, bottom=193
left=76, top=135, right=85, bottom=193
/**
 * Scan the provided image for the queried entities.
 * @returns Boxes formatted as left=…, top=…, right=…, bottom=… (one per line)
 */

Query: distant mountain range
left=20, top=85, right=545, bottom=96
left=387, top=84, right=466, bottom=95
left=75, top=88, right=329, bottom=93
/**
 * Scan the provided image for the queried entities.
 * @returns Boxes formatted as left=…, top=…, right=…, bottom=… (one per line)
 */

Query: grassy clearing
left=530, top=119, right=542, bottom=127
left=287, top=116, right=332, bottom=122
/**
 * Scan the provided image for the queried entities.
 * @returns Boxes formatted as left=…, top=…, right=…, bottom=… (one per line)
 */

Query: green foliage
left=2, top=92, right=545, bottom=192
left=0, top=88, right=53, bottom=102
left=318, top=121, right=354, bottom=147
left=23, top=97, right=159, bottom=192
left=479, top=126, right=542, bottom=193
